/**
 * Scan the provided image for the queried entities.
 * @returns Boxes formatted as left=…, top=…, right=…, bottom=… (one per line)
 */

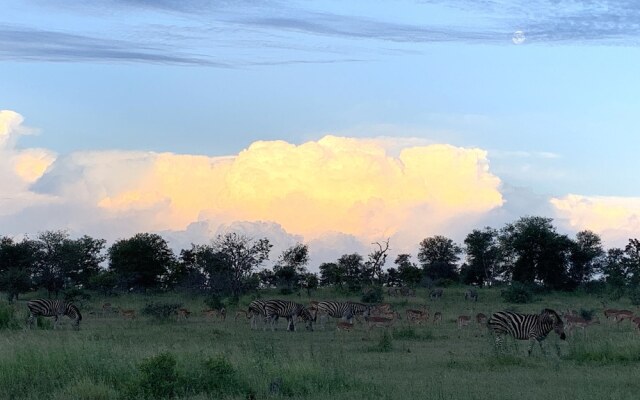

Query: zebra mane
left=539, top=308, right=561, bottom=323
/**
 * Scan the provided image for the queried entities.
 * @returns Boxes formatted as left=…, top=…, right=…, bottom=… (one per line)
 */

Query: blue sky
left=1, top=0, right=640, bottom=263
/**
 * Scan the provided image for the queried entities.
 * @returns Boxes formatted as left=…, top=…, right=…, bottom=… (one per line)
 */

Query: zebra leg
left=27, top=313, right=35, bottom=329
left=53, top=316, right=59, bottom=329
left=528, top=338, right=537, bottom=356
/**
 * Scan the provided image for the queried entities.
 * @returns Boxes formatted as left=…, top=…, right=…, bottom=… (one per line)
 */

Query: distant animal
left=405, top=306, right=429, bottom=325
left=457, top=315, right=472, bottom=328
left=614, top=310, right=634, bottom=323
left=433, top=312, right=443, bottom=325
left=102, top=303, right=112, bottom=315
left=248, top=300, right=268, bottom=330
left=27, top=299, right=82, bottom=330
left=234, top=309, right=249, bottom=321
left=316, top=301, right=370, bottom=329
left=365, top=315, right=396, bottom=330
left=565, top=315, right=600, bottom=335
left=488, top=309, right=566, bottom=356
left=476, top=313, right=488, bottom=326
left=336, top=321, right=355, bottom=332
left=176, top=308, right=191, bottom=320
left=120, top=309, right=136, bottom=320
left=202, top=308, right=226, bottom=321
left=264, top=300, right=313, bottom=332
left=464, top=289, right=478, bottom=302
left=430, top=288, right=443, bottom=300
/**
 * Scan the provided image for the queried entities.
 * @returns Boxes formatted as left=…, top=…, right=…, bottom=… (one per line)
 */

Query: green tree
left=394, top=253, right=422, bottom=287
left=273, top=244, right=309, bottom=293
left=211, top=233, right=271, bottom=297
left=417, top=235, right=461, bottom=282
left=624, top=238, right=640, bottom=286
left=462, top=227, right=500, bottom=286
left=108, top=233, right=176, bottom=291
left=498, top=216, right=572, bottom=289
left=0, top=237, right=37, bottom=301
left=338, top=253, right=365, bottom=292
left=363, top=240, right=390, bottom=285
left=568, top=230, right=604, bottom=287
left=318, top=262, right=344, bottom=287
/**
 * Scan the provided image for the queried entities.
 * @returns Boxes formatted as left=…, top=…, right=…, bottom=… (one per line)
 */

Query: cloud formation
left=551, top=194, right=640, bottom=247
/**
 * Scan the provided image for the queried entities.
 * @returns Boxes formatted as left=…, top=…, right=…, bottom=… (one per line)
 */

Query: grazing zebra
left=464, top=289, right=478, bottom=302
left=488, top=309, right=566, bottom=356
left=27, top=299, right=82, bottom=330
left=264, top=300, right=313, bottom=331
left=316, top=301, right=370, bottom=329
left=248, top=300, right=268, bottom=330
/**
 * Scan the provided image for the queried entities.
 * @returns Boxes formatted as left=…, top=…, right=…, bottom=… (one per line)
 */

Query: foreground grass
left=1, top=288, right=640, bottom=399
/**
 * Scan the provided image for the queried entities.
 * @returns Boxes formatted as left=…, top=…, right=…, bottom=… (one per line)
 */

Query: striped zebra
left=488, top=309, right=566, bottom=356
left=248, top=300, right=268, bottom=330
left=316, top=301, right=370, bottom=329
left=27, top=299, right=82, bottom=330
left=264, top=300, right=313, bottom=332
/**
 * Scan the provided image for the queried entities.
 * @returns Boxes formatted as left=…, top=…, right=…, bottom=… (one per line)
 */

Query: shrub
left=204, top=294, right=224, bottom=310
left=0, top=303, right=20, bottom=330
left=629, top=288, right=640, bottom=306
left=578, top=308, right=596, bottom=321
left=138, top=353, right=178, bottom=399
left=198, top=355, right=247, bottom=395
left=141, top=302, right=182, bottom=321
left=501, top=282, right=533, bottom=304
left=361, top=286, right=384, bottom=303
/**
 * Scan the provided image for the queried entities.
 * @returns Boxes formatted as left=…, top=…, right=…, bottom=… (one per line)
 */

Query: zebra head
left=541, top=309, right=566, bottom=340
left=300, top=308, right=314, bottom=331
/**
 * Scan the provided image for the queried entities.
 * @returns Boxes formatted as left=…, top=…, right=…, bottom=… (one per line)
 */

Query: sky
left=1, top=0, right=640, bottom=267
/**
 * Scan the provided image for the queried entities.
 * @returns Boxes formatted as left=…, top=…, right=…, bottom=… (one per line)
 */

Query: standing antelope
left=121, top=309, right=136, bottom=319
left=176, top=308, right=191, bottom=320
left=336, top=321, right=355, bottom=332
left=464, top=289, right=478, bottom=302
left=457, top=315, right=472, bottom=328
left=406, top=306, right=429, bottom=325
left=614, top=310, right=634, bottom=323
left=430, top=288, right=443, bottom=300
left=489, top=309, right=566, bottom=356
left=476, top=313, right=488, bottom=326
left=433, top=312, right=443, bottom=325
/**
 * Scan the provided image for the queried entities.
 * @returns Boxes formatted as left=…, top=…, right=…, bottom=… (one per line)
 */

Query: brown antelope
left=365, top=315, right=396, bottom=330
left=476, top=313, right=488, bottom=326
left=202, top=308, right=226, bottom=321
left=121, top=309, right=136, bottom=320
left=565, top=315, right=600, bottom=335
left=406, top=306, right=429, bottom=325
left=373, top=303, right=393, bottom=315
left=457, top=315, right=472, bottom=328
left=234, top=310, right=249, bottom=321
left=176, top=308, right=191, bottom=320
left=614, top=310, right=634, bottom=323
left=102, top=303, right=112, bottom=315
left=433, top=311, right=443, bottom=325
left=336, top=321, right=355, bottom=332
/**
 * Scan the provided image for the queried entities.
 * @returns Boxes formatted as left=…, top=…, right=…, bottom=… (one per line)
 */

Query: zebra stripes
left=316, top=301, right=369, bottom=322
left=27, top=299, right=82, bottom=330
left=488, top=309, right=566, bottom=355
left=264, top=300, right=313, bottom=331
left=248, top=300, right=268, bottom=330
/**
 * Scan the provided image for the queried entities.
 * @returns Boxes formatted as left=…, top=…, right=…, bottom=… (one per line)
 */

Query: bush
left=197, top=355, right=247, bottom=395
left=204, top=294, right=224, bottom=310
left=361, top=286, right=384, bottom=303
left=141, top=302, right=182, bottom=321
left=578, top=308, right=596, bottom=321
left=501, top=282, right=533, bottom=304
left=138, top=353, right=178, bottom=399
left=629, top=288, right=640, bottom=306
left=0, top=303, right=20, bottom=330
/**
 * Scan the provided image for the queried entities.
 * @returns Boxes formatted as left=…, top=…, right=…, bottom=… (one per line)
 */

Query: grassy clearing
left=1, top=287, right=640, bottom=399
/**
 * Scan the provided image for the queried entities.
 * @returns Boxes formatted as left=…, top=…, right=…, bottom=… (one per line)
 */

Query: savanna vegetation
left=2, top=215, right=640, bottom=399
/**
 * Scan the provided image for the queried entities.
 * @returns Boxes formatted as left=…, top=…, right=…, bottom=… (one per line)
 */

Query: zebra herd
left=23, top=296, right=573, bottom=356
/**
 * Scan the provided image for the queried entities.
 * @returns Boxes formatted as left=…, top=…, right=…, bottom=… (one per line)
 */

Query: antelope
left=234, top=310, right=249, bottom=321
left=433, top=311, right=443, bottom=325
left=406, top=306, right=429, bottom=325
left=202, top=308, right=226, bottom=321
left=176, top=308, right=191, bottom=320
left=476, top=313, right=488, bottom=326
left=457, top=315, right=472, bottom=328
left=565, top=315, right=600, bottom=335
left=102, top=303, right=112, bottom=315
left=430, top=288, right=443, bottom=300
left=614, top=310, right=634, bottom=323
left=336, top=321, right=355, bottom=332
left=121, top=309, right=136, bottom=320
left=372, top=303, right=393, bottom=315
left=365, top=315, right=396, bottom=330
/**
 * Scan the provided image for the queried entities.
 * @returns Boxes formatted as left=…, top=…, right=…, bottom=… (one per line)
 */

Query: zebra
left=264, top=300, right=313, bottom=331
left=27, top=299, right=82, bottom=330
left=464, top=289, right=478, bottom=302
left=315, top=301, right=370, bottom=329
left=488, top=309, right=566, bottom=356
left=248, top=300, right=268, bottom=330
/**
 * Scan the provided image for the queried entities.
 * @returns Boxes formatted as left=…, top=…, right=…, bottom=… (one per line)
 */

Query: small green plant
left=0, top=303, right=20, bottom=330
left=138, top=352, right=178, bottom=399
left=501, top=282, right=533, bottom=304
left=141, top=302, right=182, bottom=321
left=578, top=308, right=596, bottom=321
left=361, top=286, right=384, bottom=303
left=376, top=331, right=393, bottom=352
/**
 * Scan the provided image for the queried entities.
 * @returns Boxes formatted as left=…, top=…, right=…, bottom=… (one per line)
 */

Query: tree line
left=1, top=216, right=639, bottom=302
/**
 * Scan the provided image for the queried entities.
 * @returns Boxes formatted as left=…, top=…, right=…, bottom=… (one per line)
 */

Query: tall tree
left=568, top=230, right=604, bottom=287
left=601, top=247, right=629, bottom=289
left=624, top=238, right=640, bottom=286
left=211, top=233, right=271, bottom=296
left=273, top=243, right=310, bottom=292
left=337, top=253, right=365, bottom=292
left=318, top=262, right=344, bottom=287
left=417, top=235, right=461, bottom=282
left=363, top=240, right=390, bottom=285
left=394, top=253, right=422, bottom=287
left=108, top=233, right=176, bottom=291
left=0, top=237, right=37, bottom=301
left=498, top=216, right=572, bottom=289
left=33, top=230, right=67, bottom=297
left=462, top=228, right=500, bottom=286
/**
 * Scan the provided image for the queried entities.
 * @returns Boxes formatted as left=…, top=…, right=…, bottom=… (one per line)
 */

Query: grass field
left=2, top=287, right=640, bottom=400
